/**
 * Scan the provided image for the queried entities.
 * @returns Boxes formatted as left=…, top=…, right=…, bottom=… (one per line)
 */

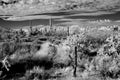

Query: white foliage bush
left=53, top=43, right=72, bottom=65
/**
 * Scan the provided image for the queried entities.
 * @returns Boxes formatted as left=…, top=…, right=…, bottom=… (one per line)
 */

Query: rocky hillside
left=0, top=0, right=120, bottom=16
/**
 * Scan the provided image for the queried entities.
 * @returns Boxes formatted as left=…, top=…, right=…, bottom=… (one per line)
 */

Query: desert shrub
left=25, top=66, right=55, bottom=80
left=69, top=25, right=84, bottom=35
left=91, top=31, right=120, bottom=79
left=25, top=66, right=45, bottom=80
left=53, top=43, right=73, bottom=67
left=93, top=54, right=120, bottom=79
left=0, top=42, right=20, bottom=57
left=64, top=33, right=86, bottom=47
left=34, top=41, right=57, bottom=60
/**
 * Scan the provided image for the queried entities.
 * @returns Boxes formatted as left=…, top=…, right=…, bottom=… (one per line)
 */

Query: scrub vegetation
left=0, top=25, right=120, bottom=80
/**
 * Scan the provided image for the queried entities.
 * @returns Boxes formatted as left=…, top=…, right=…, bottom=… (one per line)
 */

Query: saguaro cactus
left=73, top=46, right=77, bottom=77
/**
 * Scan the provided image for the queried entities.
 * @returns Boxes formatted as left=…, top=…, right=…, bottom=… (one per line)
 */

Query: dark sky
left=0, top=11, right=120, bottom=29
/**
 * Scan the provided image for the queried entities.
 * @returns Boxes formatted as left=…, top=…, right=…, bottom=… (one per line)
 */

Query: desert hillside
left=0, top=0, right=120, bottom=16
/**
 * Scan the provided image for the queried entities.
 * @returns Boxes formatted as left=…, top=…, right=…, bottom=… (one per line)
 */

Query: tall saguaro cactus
left=30, top=20, right=32, bottom=32
left=67, top=26, right=69, bottom=36
left=49, top=17, right=53, bottom=34
left=73, top=46, right=77, bottom=77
